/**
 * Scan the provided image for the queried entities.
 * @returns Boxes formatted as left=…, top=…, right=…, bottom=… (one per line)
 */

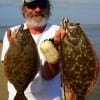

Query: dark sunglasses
left=25, top=1, right=49, bottom=9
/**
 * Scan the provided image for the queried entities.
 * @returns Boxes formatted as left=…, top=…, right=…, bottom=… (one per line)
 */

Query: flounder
left=4, top=24, right=40, bottom=100
left=60, top=18, right=99, bottom=100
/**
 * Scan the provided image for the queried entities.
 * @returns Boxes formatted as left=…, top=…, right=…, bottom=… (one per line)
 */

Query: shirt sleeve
left=0, top=31, right=9, bottom=62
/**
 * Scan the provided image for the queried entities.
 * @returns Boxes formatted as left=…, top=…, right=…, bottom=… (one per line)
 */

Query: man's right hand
left=7, top=28, right=17, bottom=43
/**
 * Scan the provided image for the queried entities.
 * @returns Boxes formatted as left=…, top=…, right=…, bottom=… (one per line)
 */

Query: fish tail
left=14, top=93, right=27, bottom=100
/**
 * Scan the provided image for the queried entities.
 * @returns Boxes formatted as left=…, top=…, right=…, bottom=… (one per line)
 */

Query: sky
left=0, top=0, right=100, bottom=26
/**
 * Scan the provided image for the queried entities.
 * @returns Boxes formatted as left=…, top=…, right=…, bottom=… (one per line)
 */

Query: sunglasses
left=25, top=1, right=49, bottom=9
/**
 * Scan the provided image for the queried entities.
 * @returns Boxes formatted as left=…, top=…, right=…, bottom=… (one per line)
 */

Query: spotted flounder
left=60, top=18, right=99, bottom=100
left=4, top=24, right=40, bottom=100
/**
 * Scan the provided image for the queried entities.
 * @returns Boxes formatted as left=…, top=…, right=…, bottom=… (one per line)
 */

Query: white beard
left=25, top=15, right=49, bottom=28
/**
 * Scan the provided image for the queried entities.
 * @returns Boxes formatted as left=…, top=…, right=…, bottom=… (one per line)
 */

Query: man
left=1, top=0, right=66, bottom=100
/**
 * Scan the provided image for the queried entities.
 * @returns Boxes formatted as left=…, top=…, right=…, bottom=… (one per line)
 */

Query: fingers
left=60, top=26, right=66, bottom=39
left=7, top=28, right=12, bottom=42
left=54, top=29, right=61, bottom=45
left=54, top=26, right=67, bottom=45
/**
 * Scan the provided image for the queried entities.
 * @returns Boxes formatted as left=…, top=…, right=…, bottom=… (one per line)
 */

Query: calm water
left=0, top=24, right=100, bottom=99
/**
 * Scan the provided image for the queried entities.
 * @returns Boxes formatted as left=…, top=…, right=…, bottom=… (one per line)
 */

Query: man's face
left=24, top=6, right=49, bottom=28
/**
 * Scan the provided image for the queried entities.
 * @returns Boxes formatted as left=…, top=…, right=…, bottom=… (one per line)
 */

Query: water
left=82, top=24, right=100, bottom=57
left=0, top=24, right=100, bottom=99
left=0, top=26, right=8, bottom=40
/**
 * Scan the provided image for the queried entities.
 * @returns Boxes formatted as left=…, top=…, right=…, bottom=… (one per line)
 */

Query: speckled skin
left=60, top=18, right=99, bottom=100
left=4, top=24, right=40, bottom=100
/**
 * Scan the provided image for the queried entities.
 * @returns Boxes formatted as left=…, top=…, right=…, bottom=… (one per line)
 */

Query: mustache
left=29, top=12, right=47, bottom=17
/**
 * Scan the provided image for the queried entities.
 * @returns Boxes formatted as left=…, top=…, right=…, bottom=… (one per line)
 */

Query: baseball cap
left=23, top=0, right=49, bottom=9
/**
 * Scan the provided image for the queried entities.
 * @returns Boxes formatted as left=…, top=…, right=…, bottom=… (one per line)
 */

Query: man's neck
left=27, top=25, right=46, bottom=35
